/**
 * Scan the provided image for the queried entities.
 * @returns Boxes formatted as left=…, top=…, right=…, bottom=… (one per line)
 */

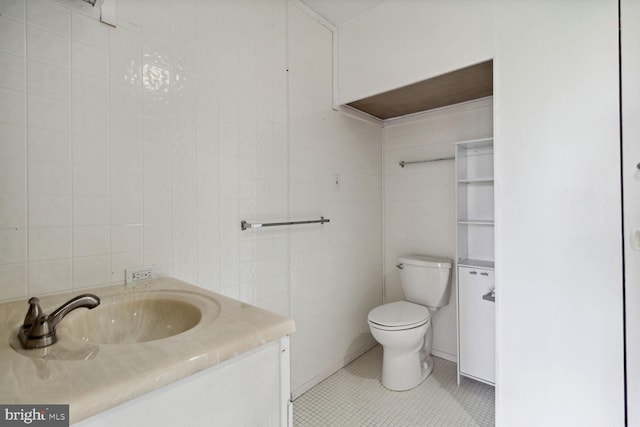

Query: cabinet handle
left=396, top=263, right=403, bottom=270
left=481, top=272, right=489, bottom=276
left=482, top=289, right=495, bottom=303
left=469, top=271, right=477, bottom=275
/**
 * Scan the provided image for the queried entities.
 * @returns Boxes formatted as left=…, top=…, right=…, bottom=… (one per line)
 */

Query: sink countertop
left=0, top=278, right=296, bottom=424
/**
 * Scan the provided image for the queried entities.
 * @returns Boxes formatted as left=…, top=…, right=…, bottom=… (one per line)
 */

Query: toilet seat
left=368, top=301, right=430, bottom=331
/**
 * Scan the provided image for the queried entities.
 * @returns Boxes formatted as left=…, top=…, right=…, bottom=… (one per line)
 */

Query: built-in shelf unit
left=455, top=137, right=495, bottom=386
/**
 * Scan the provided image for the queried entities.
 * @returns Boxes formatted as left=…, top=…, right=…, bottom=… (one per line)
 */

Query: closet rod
left=399, top=157, right=454, bottom=168
left=241, top=217, right=330, bottom=231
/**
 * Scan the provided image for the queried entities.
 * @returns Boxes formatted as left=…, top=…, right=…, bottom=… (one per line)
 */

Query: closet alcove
left=343, top=59, right=496, bottom=386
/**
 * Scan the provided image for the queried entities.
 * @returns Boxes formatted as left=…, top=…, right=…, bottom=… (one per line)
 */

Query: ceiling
left=300, top=0, right=387, bottom=26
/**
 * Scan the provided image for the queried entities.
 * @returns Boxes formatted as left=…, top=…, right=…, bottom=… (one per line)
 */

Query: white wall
left=0, top=0, right=291, bottom=312
left=622, top=0, right=640, bottom=424
left=338, top=0, right=494, bottom=104
left=383, top=98, right=493, bottom=360
left=0, top=0, right=383, bottom=403
left=288, top=1, right=382, bottom=396
left=494, top=1, right=624, bottom=425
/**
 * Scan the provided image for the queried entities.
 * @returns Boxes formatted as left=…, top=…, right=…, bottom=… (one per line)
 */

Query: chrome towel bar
left=241, top=217, right=330, bottom=231
left=399, top=157, right=454, bottom=168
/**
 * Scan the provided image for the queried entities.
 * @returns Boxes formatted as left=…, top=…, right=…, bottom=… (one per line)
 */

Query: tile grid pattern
left=287, top=1, right=383, bottom=396
left=0, top=0, right=297, bottom=309
left=293, top=346, right=494, bottom=427
left=1, top=2, right=384, bottom=417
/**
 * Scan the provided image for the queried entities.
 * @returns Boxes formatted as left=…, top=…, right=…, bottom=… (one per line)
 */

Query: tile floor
left=293, top=346, right=494, bottom=426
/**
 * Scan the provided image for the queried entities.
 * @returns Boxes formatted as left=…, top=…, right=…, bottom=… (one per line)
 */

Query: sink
left=58, top=290, right=221, bottom=345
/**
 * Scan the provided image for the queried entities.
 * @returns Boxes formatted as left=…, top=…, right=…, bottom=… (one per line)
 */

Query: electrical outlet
left=125, top=265, right=157, bottom=286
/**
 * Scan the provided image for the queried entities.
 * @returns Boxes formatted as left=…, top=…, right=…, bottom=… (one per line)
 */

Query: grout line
left=285, top=0, right=292, bottom=320
left=68, top=8, right=74, bottom=290
left=23, top=13, right=29, bottom=297
left=106, top=19, right=113, bottom=284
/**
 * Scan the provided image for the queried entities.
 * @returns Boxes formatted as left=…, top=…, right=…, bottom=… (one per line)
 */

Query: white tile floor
left=293, top=346, right=494, bottom=426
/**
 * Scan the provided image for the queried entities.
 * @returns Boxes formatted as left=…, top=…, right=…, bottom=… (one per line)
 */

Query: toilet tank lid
left=398, top=255, right=451, bottom=268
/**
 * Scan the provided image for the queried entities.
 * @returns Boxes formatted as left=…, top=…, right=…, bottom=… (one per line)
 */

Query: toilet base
left=368, top=310, right=434, bottom=392
left=381, top=351, right=434, bottom=392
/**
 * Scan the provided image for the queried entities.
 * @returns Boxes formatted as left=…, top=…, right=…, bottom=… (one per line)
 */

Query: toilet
left=368, top=255, right=452, bottom=391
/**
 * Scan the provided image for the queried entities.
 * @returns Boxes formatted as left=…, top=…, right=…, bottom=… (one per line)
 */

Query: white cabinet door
left=458, top=266, right=495, bottom=384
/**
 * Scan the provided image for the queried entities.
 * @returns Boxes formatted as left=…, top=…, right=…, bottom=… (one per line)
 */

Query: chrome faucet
left=18, top=294, right=100, bottom=349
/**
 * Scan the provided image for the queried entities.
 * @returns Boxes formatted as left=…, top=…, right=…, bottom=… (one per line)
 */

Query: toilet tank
left=398, top=255, right=452, bottom=308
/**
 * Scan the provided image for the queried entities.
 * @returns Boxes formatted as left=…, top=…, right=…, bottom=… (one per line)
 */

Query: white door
left=622, top=0, right=640, bottom=424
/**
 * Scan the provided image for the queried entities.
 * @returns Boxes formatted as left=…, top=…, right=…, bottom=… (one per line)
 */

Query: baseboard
left=291, top=341, right=378, bottom=400
left=431, top=349, right=457, bottom=363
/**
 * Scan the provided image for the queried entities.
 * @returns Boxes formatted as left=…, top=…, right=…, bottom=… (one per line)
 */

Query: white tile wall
left=27, top=26, right=69, bottom=68
left=1, top=52, right=26, bottom=90
left=27, top=0, right=70, bottom=36
left=0, top=16, right=26, bottom=56
left=0, top=0, right=293, bottom=300
left=288, top=2, right=383, bottom=397
left=0, top=3, right=27, bottom=300
left=383, top=97, right=493, bottom=359
left=28, top=258, right=71, bottom=294
left=0, top=0, right=384, bottom=404
left=0, top=0, right=26, bottom=21
left=0, top=87, right=26, bottom=126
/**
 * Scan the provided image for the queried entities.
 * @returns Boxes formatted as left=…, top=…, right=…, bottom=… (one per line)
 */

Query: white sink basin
left=59, top=290, right=221, bottom=345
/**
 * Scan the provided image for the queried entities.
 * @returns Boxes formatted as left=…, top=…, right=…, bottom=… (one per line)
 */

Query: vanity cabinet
left=458, top=266, right=495, bottom=384
left=77, top=338, right=290, bottom=427
left=455, top=138, right=495, bottom=386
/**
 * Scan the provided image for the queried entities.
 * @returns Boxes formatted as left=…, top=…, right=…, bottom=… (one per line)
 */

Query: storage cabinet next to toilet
left=455, top=138, right=495, bottom=386
left=458, top=266, right=495, bottom=384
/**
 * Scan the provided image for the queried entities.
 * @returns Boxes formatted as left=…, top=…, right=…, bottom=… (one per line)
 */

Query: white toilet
left=368, top=255, right=452, bottom=391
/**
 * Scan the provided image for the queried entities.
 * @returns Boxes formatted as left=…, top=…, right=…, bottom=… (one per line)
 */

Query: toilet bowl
left=368, top=301, right=433, bottom=391
left=368, top=255, right=451, bottom=391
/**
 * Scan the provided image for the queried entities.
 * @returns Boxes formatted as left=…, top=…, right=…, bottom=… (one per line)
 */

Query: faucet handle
left=23, top=297, right=42, bottom=328
left=26, top=314, right=53, bottom=338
